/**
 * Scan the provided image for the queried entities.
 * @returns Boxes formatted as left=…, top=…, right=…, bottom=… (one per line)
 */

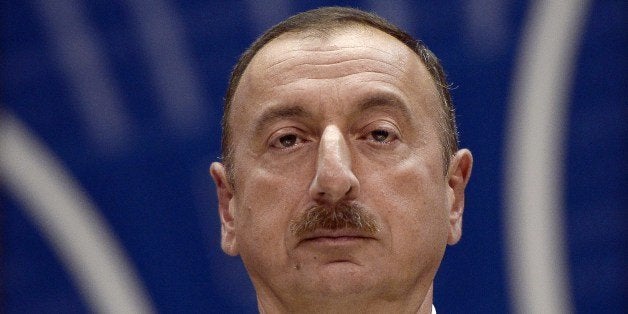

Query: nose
left=309, top=125, right=360, bottom=204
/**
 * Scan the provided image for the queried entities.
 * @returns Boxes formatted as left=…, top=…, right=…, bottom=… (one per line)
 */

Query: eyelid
left=268, top=127, right=308, bottom=149
left=356, top=120, right=401, bottom=147
left=362, top=119, right=401, bottom=136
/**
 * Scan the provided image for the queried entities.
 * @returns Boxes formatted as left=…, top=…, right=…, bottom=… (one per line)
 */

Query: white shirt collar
left=432, top=304, right=436, bottom=314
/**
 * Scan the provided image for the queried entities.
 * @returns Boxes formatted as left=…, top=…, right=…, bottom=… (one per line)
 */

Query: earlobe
left=209, top=162, right=239, bottom=256
left=446, top=149, right=473, bottom=245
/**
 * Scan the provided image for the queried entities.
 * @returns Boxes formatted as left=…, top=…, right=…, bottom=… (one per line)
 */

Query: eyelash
left=365, top=129, right=397, bottom=144
left=269, top=131, right=307, bottom=150
left=361, top=121, right=400, bottom=145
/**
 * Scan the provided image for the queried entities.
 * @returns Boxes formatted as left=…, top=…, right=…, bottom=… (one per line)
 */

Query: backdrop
left=2, top=1, right=626, bottom=313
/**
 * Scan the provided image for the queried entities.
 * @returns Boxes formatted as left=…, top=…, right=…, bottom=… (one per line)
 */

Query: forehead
left=243, top=25, right=426, bottom=87
left=230, top=24, right=440, bottom=128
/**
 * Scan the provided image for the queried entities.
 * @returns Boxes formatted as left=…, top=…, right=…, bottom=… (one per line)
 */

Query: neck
left=256, top=285, right=434, bottom=314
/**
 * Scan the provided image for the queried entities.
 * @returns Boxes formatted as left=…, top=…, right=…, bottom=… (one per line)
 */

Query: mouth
left=299, top=229, right=375, bottom=245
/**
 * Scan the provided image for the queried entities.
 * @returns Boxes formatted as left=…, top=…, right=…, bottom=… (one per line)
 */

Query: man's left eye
left=371, top=130, right=390, bottom=142
left=368, top=129, right=396, bottom=143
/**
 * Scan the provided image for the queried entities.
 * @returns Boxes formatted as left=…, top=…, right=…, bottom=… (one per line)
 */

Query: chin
left=304, top=261, right=382, bottom=296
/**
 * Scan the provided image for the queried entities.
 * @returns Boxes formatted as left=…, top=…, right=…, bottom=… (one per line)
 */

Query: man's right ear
left=209, top=162, right=239, bottom=256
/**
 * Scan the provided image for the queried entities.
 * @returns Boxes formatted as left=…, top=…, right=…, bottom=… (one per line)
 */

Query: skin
left=211, top=25, right=473, bottom=313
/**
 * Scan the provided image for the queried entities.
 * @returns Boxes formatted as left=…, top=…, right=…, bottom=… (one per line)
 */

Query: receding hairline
left=237, top=23, right=434, bottom=98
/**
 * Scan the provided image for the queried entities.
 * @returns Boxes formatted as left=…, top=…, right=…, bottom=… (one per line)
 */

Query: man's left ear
left=446, top=149, right=473, bottom=245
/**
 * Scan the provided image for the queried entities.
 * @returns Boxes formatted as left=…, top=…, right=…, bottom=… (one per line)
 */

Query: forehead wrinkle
left=267, top=71, right=405, bottom=92
left=262, top=46, right=409, bottom=79
left=265, top=44, right=404, bottom=65
left=266, top=59, right=409, bottom=84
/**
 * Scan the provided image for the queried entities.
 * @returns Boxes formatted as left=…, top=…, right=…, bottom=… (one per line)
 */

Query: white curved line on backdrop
left=505, top=1, right=590, bottom=314
left=0, top=113, right=154, bottom=314
left=125, top=0, right=208, bottom=136
left=34, top=0, right=134, bottom=153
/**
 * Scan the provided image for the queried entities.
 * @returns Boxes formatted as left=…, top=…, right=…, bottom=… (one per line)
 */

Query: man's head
left=210, top=7, right=472, bottom=313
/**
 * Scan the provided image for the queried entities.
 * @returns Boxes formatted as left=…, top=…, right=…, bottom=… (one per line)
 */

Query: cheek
left=232, top=165, right=311, bottom=257
left=362, top=153, right=449, bottom=256
left=230, top=138, right=318, bottom=256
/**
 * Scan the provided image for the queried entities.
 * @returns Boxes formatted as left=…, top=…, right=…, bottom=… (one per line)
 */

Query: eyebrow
left=251, top=93, right=414, bottom=136
left=356, top=93, right=414, bottom=124
left=253, top=105, right=313, bottom=136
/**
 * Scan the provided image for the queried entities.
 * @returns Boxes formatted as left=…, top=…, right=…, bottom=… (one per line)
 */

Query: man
left=210, top=7, right=473, bottom=313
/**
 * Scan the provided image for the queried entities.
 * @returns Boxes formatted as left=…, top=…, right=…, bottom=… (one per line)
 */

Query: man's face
left=211, top=25, right=472, bottom=310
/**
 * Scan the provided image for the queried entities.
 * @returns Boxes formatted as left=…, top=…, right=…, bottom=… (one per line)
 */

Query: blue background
left=2, top=1, right=626, bottom=313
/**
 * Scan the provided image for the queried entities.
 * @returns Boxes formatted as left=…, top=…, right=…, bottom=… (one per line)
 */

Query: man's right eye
left=270, top=133, right=303, bottom=149
left=278, top=134, right=297, bottom=147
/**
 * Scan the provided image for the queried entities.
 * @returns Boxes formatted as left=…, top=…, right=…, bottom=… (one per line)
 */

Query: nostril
left=309, top=170, right=359, bottom=204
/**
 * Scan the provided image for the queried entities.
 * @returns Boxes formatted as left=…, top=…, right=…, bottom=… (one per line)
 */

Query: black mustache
left=289, top=203, right=380, bottom=238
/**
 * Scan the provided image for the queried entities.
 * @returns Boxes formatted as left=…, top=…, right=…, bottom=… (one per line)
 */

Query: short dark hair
left=221, top=6, right=459, bottom=178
